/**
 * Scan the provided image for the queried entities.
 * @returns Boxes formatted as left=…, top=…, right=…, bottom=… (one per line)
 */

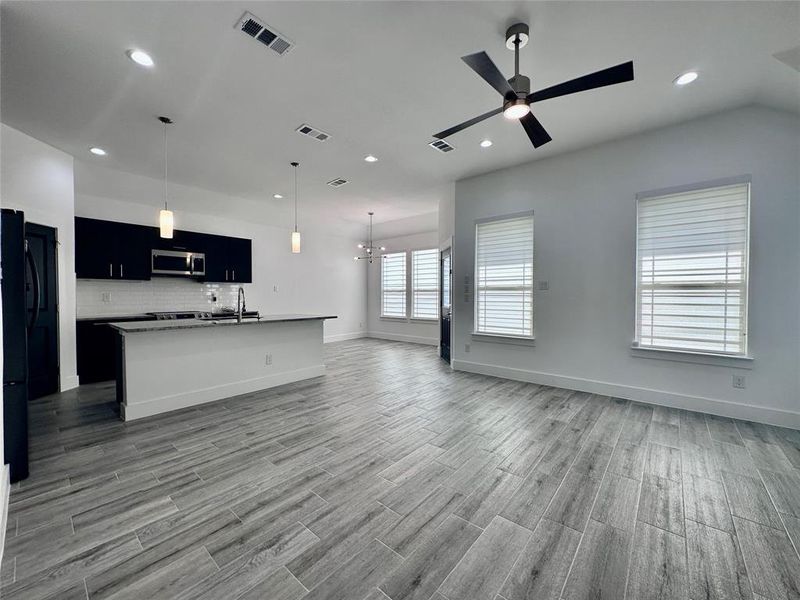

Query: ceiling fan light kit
left=433, top=22, right=634, bottom=149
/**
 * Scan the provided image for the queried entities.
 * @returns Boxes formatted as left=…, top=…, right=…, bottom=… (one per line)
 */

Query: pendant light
left=158, top=116, right=174, bottom=238
left=353, top=212, right=386, bottom=264
left=290, top=161, right=301, bottom=253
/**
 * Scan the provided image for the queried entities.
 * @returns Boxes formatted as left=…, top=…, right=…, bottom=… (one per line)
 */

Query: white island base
left=110, top=315, right=335, bottom=421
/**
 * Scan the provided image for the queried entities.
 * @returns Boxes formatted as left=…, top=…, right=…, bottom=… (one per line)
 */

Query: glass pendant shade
left=291, top=230, right=301, bottom=254
left=159, top=209, right=174, bottom=239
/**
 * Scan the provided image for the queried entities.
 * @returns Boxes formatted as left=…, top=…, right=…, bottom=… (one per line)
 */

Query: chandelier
left=353, top=212, right=385, bottom=264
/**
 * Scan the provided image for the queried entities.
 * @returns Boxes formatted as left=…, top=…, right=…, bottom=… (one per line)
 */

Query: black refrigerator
left=1, top=208, right=33, bottom=482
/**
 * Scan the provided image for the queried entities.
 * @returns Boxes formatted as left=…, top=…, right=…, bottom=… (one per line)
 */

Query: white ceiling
left=2, top=1, right=798, bottom=227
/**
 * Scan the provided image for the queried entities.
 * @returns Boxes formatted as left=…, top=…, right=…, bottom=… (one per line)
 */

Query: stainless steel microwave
left=151, top=249, right=206, bottom=277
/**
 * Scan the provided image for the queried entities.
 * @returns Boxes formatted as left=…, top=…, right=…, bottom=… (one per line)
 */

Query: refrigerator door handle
left=25, top=240, right=41, bottom=333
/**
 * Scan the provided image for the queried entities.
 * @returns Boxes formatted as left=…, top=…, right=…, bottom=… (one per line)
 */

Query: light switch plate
left=732, top=375, right=746, bottom=389
left=538, top=281, right=549, bottom=291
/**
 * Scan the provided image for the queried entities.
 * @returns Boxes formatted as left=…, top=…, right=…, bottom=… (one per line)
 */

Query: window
left=475, top=214, right=534, bottom=337
left=635, top=181, right=750, bottom=355
left=412, top=249, right=439, bottom=319
left=381, top=252, right=407, bottom=318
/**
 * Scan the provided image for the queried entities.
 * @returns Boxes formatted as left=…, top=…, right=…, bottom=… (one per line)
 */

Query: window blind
left=412, top=249, right=439, bottom=319
left=475, top=214, right=534, bottom=337
left=635, top=182, right=750, bottom=355
left=381, top=252, right=407, bottom=318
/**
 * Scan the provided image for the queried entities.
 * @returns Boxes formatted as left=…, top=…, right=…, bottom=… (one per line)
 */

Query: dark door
left=228, top=237, right=252, bottom=283
left=440, top=247, right=452, bottom=363
left=25, top=223, right=59, bottom=399
left=75, top=217, right=115, bottom=279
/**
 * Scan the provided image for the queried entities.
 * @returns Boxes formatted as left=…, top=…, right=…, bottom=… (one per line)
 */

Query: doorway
left=440, top=247, right=452, bottom=363
left=25, top=222, right=59, bottom=399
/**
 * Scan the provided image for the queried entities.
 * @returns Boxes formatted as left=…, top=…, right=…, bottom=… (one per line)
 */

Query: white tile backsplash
left=77, top=278, right=244, bottom=317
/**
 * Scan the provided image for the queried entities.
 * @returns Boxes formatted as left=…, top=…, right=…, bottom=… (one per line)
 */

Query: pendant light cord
left=163, top=120, right=168, bottom=211
left=293, top=164, right=298, bottom=232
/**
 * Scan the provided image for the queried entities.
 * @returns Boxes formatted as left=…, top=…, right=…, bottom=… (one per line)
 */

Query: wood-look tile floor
left=3, top=339, right=800, bottom=600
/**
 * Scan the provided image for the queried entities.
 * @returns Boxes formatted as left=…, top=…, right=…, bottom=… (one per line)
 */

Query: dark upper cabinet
left=201, top=236, right=252, bottom=283
left=75, top=217, right=252, bottom=283
left=75, top=217, right=153, bottom=280
left=227, top=237, right=252, bottom=283
left=202, top=234, right=229, bottom=282
left=75, top=217, right=116, bottom=279
left=115, top=222, right=154, bottom=280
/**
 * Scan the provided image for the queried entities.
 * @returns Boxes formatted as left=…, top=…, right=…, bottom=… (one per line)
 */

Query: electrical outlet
left=359, top=322, right=363, bottom=329
left=464, top=343, right=470, bottom=353
left=101, top=292, right=111, bottom=303
left=732, top=375, right=746, bottom=389
left=265, top=353, right=273, bottom=366
left=538, top=281, right=549, bottom=291
left=273, top=285, right=279, bottom=292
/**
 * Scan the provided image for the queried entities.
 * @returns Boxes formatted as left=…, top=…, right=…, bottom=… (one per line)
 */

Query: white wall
left=75, top=162, right=367, bottom=343
left=367, top=229, right=440, bottom=345
left=1, top=124, right=78, bottom=391
left=452, top=105, right=800, bottom=427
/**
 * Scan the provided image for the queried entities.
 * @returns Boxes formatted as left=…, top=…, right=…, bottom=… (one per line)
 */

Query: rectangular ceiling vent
left=429, top=139, right=455, bottom=153
left=327, top=178, right=349, bottom=188
left=235, top=12, right=294, bottom=56
left=296, top=123, right=332, bottom=142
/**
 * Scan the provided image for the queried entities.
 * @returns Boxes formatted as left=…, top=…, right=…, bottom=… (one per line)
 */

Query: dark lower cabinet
left=77, top=316, right=152, bottom=383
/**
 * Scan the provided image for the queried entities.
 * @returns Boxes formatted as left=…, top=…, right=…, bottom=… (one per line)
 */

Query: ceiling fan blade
left=528, top=61, right=634, bottom=104
left=520, top=112, right=552, bottom=148
left=433, top=107, right=503, bottom=139
left=462, top=51, right=515, bottom=98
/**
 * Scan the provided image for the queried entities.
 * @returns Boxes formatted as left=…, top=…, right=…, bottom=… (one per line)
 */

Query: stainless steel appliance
left=151, top=249, right=205, bottom=277
left=146, top=310, right=259, bottom=321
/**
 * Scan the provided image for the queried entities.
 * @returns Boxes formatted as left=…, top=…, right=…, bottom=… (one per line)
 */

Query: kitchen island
left=109, top=314, right=336, bottom=420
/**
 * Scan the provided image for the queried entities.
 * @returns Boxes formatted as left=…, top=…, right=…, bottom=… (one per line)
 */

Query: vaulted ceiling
left=2, top=1, right=798, bottom=227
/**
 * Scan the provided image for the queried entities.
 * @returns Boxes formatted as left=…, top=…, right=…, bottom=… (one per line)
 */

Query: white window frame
left=380, top=251, right=408, bottom=319
left=473, top=211, right=535, bottom=340
left=633, top=176, right=751, bottom=360
left=411, top=248, right=440, bottom=321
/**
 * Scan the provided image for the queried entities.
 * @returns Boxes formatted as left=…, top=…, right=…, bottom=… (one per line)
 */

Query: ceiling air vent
left=235, top=12, right=294, bottom=56
left=296, top=123, right=332, bottom=142
left=429, top=139, right=455, bottom=153
left=327, top=178, right=349, bottom=188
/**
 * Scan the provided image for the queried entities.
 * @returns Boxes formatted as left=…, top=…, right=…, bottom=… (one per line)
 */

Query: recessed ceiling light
left=273, top=194, right=283, bottom=199
left=126, top=49, right=154, bottom=67
left=364, top=155, right=378, bottom=163
left=480, top=139, right=493, bottom=148
left=89, top=147, right=107, bottom=156
left=674, top=71, right=698, bottom=86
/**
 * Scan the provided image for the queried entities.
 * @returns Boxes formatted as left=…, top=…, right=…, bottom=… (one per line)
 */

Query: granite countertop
left=108, top=314, right=337, bottom=333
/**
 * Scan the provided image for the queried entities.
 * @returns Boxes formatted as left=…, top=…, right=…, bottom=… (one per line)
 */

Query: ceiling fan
left=433, top=23, right=634, bottom=148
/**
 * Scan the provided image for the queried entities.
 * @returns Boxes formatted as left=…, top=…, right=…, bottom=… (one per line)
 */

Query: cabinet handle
left=109, top=263, right=113, bottom=277
left=225, top=269, right=228, bottom=281
left=232, top=270, right=235, bottom=281
left=120, top=264, right=124, bottom=278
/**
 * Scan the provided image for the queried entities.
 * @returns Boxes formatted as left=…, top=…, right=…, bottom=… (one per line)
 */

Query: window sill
left=410, top=317, right=438, bottom=323
left=630, top=345, right=753, bottom=369
left=380, top=316, right=408, bottom=322
left=472, top=333, right=536, bottom=347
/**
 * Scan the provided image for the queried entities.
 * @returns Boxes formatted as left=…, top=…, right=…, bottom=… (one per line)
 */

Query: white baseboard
left=452, top=359, right=800, bottom=429
left=324, top=331, right=365, bottom=343
left=61, top=374, right=79, bottom=392
left=368, top=331, right=438, bottom=346
left=122, top=365, right=326, bottom=421
left=0, top=464, right=9, bottom=568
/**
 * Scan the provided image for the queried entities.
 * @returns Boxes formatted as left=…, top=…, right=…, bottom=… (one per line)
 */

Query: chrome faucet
left=236, top=287, right=246, bottom=323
